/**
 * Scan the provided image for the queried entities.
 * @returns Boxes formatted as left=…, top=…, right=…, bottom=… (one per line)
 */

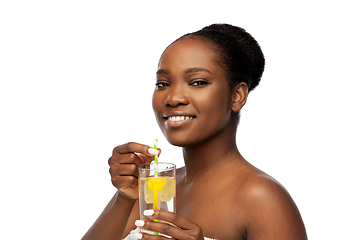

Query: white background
left=1, top=1, right=359, bottom=239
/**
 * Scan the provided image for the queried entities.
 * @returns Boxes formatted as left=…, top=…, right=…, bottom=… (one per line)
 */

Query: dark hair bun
left=184, top=24, right=265, bottom=92
left=202, top=24, right=265, bottom=91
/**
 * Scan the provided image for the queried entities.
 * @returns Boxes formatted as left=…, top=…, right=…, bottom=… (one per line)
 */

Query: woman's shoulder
left=240, top=167, right=287, bottom=195
left=234, top=163, right=294, bottom=209
left=232, top=163, right=307, bottom=239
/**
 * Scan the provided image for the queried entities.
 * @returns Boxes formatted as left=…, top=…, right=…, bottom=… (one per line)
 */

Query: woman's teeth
left=167, top=116, right=193, bottom=122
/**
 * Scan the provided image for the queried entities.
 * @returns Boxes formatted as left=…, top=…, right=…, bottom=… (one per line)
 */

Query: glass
left=138, top=162, right=176, bottom=228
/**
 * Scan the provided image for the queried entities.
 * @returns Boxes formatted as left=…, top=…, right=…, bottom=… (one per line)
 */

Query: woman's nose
left=164, top=84, right=190, bottom=107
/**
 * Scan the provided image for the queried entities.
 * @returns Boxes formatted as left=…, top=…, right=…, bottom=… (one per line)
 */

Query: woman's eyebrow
left=184, top=67, right=213, bottom=75
left=156, top=67, right=213, bottom=75
left=156, top=69, right=169, bottom=75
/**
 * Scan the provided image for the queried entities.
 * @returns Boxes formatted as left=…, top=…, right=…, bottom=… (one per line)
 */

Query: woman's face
left=152, top=37, right=233, bottom=147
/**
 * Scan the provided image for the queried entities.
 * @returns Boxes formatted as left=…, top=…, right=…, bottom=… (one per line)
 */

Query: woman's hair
left=178, top=23, right=265, bottom=93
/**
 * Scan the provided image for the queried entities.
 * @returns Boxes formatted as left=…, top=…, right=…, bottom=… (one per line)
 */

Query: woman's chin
left=163, top=134, right=195, bottom=148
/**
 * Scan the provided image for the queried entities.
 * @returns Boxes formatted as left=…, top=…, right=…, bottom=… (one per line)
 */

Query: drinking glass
left=138, top=162, right=176, bottom=234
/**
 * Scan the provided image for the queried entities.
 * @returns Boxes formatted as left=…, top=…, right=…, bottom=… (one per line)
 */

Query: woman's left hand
left=134, top=209, right=204, bottom=240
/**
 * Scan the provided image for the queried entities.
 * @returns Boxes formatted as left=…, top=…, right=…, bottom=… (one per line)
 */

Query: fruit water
left=139, top=176, right=176, bottom=220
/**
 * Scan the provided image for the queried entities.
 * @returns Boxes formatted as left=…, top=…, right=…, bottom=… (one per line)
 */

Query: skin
left=82, top=37, right=307, bottom=240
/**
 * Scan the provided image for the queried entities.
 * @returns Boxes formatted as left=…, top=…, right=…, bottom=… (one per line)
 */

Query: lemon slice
left=160, top=178, right=176, bottom=202
left=144, top=182, right=154, bottom=203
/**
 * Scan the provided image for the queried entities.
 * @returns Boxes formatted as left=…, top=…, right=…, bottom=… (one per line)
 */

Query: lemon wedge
left=160, top=178, right=176, bottom=202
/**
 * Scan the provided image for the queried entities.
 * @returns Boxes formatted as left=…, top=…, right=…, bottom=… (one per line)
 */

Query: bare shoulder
left=240, top=169, right=291, bottom=203
left=236, top=165, right=307, bottom=240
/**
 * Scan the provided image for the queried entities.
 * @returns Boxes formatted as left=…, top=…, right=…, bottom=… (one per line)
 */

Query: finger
left=136, top=219, right=184, bottom=240
left=137, top=152, right=160, bottom=165
left=109, top=162, right=139, bottom=178
left=143, top=210, right=194, bottom=230
left=156, top=148, right=162, bottom=157
left=108, top=152, right=144, bottom=167
left=138, top=147, right=162, bottom=164
left=111, top=175, right=138, bottom=189
left=114, top=142, right=160, bottom=157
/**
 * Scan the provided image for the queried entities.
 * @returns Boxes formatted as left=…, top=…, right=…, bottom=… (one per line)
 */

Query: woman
left=82, top=24, right=307, bottom=240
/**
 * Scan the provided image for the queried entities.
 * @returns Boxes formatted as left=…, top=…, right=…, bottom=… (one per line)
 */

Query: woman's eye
left=155, top=82, right=169, bottom=89
left=190, top=80, right=209, bottom=86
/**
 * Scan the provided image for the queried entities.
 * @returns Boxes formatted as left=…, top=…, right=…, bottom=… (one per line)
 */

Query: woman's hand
left=108, top=142, right=160, bottom=200
left=134, top=210, right=204, bottom=240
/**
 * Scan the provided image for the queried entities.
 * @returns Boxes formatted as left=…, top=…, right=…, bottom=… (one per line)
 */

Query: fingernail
left=135, top=220, right=145, bottom=227
left=148, top=148, right=159, bottom=156
left=134, top=232, right=143, bottom=239
left=144, top=209, right=154, bottom=216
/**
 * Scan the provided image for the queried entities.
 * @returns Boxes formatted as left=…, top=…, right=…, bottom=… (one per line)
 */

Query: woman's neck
left=181, top=122, right=241, bottom=183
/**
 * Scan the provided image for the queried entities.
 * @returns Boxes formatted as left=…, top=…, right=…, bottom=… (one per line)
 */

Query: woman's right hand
left=108, top=142, right=160, bottom=200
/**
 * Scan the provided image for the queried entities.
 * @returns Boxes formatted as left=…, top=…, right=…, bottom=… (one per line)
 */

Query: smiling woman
left=153, top=37, right=233, bottom=148
left=82, top=24, right=307, bottom=240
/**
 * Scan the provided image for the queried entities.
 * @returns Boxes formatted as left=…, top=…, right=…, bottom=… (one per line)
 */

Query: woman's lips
left=163, top=112, right=196, bottom=128
left=167, top=116, right=194, bottom=121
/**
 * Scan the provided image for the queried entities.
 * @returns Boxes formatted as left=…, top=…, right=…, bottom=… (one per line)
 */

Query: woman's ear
left=231, top=82, right=248, bottom=112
